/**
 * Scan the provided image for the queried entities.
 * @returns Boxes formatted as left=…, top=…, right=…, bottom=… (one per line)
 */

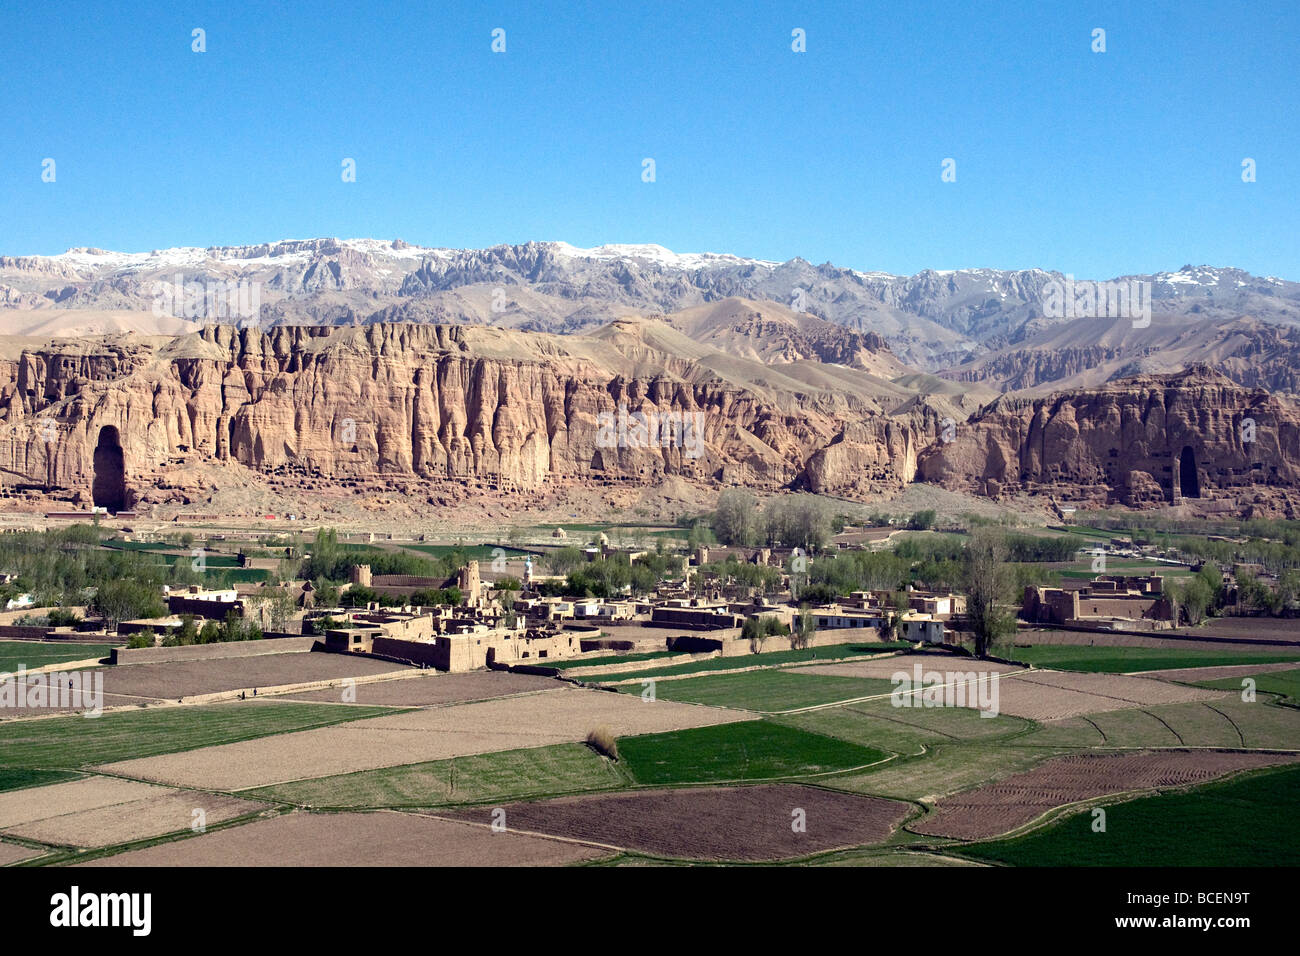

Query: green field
left=1200, top=667, right=1300, bottom=707
left=1010, top=698, right=1300, bottom=750
left=101, top=540, right=177, bottom=553
left=0, top=767, right=78, bottom=793
left=1046, top=525, right=1112, bottom=539
left=103, top=541, right=244, bottom=567
left=959, top=764, right=1300, bottom=866
left=0, top=701, right=398, bottom=771
left=587, top=643, right=908, bottom=683
left=776, top=698, right=1034, bottom=755
left=617, top=720, right=888, bottom=785
left=825, top=745, right=1069, bottom=803
left=1008, top=644, right=1300, bottom=674
left=618, top=669, right=895, bottom=712
left=0, top=642, right=112, bottom=672
left=248, top=742, right=625, bottom=808
left=207, top=567, right=273, bottom=584
left=1057, top=566, right=1193, bottom=580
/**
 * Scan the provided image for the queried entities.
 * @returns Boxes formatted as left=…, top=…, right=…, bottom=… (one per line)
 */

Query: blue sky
left=1, top=1, right=1296, bottom=277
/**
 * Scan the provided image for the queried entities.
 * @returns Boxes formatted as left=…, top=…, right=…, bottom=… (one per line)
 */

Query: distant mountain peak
left=2, top=239, right=1296, bottom=374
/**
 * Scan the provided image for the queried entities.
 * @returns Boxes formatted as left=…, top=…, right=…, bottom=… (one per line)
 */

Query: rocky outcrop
left=941, top=316, right=1300, bottom=396
left=0, top=322, right=936, bottom=509
left=917, top=366, right=1300, bottom=513
left=945, top=345, right=1141, bottom=392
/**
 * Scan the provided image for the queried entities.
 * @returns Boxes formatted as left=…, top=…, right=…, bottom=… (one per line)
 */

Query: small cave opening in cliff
left=92, top=426, right=126, bottom=513
left=1179, top=446, right=1200, bottom=499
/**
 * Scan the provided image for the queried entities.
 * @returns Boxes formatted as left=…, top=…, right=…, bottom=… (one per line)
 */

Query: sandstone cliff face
left=917, top=367, right=1300, bottom=512
left=0, top=323, right=934, bottom=509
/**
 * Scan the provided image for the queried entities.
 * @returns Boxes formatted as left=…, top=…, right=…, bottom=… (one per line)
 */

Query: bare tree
left=713, top=489, right=758, bottom=546
left=964, top=528, right=1016, bottom=658
left=792, top=605, right=815, bottom=650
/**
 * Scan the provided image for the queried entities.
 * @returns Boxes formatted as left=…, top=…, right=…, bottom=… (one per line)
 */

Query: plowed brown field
left=911, top=750, right=1298, bottom=840
left=443, top=783, right=912, bottom=861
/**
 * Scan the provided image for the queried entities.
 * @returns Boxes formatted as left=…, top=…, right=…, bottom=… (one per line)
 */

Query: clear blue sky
left=2, top=1, right=1296, bottom=278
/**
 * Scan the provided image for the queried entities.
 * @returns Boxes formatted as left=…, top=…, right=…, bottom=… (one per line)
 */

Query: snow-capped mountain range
left=2, top=238, right=1297, bottom=370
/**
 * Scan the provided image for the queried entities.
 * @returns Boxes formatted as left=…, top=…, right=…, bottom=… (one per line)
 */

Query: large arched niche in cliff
left=1178, top=445, right=1201, bottom=499
left=92, top=426, right=127, bottom=513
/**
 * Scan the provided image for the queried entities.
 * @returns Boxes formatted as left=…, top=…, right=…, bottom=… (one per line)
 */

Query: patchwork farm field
left=825, top=745, right=1073, bottom=803
left=3, top=651, right=417, bottom=717
left=775, top=697, right=1035, bottom=754
left=444, top=784, right=912, bottom=862
left=616, top=720, right=889, bottom=785
left=87, top=810, right=605, bottom=867
left=1198, top=667, right=1300, bottom=706
left=0, top=768, right=77, bottom=793
left=1012, top=629, right=1300, bottom=653
left=249, top=742, right=626, bottom=809
left=0, top=641, right=112, bottom=672
left=1012, top=697, right=1300, bottom=750
left=1170, top=617, right=1300, bottom=644
left=978, top=671, right=1220, bottom=721
left=617, top=669, right=895, bottom=712
left=958, top=763, right=1300, bottom=866
left=280, top=670, right=555, bottom=706
left=0, top=842, right=42, bottom=865
left=587, top=643, right=909, bottom=683
left=910, top=750, right=1298, bottom=840
left=75, top=651, right=412, bottom=701
left=5, top=639, right=1292, bottom=867
left=253, top=718, right=889, bottom=809
left=0, top=700, right=397, bottom=770
left=3, top=784, right=268, bottom=849
left=796, top=657, right=1023, bottom=680
left=1007, top=643, right=1300, bottom=674
left=97, top=687, right=749, bottom=791
left=1151, top=660, right=1300, bottom=683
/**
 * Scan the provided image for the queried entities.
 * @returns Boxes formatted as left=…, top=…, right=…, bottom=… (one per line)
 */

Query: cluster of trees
left=339, top=584, right=462, bottom=608
left=905, top=510, right=937, bottom=531
left=1164, top=565, right=1225, bottom=626
left=14, top=608, right=82, bottom=628
left=741, top=614, right=790, bottom=650
left=298, top=529, right=489, bottom=609
left=145, top=612, right=264, bottom=648
left=547, top=547, right=587, bottom=576
left=93, top=579, right=167, bottom=630
left=806, top=550, right=910, bottom=595
left=560, top=550, right=684, bottom=599
left=1081, top=514, right=1300, bottom=574
left=1176, top=535, right=1300, bottom=575
left=811, top=527, right=1020, bottom=657
left=299, top=529, right=457, bottom=583
left=1004, top=533, right=1089, bottom=562
left=1236, top=569, right=1300, bottom=617
left=0, top=525, right=181, bottom=610
left=864, top=509, right=959, bottom=530
left=699, top=556, right=783, bottom=595
left=710, top=491, right=846, bottom=552
left=564, top=558, right=632, bottom=599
